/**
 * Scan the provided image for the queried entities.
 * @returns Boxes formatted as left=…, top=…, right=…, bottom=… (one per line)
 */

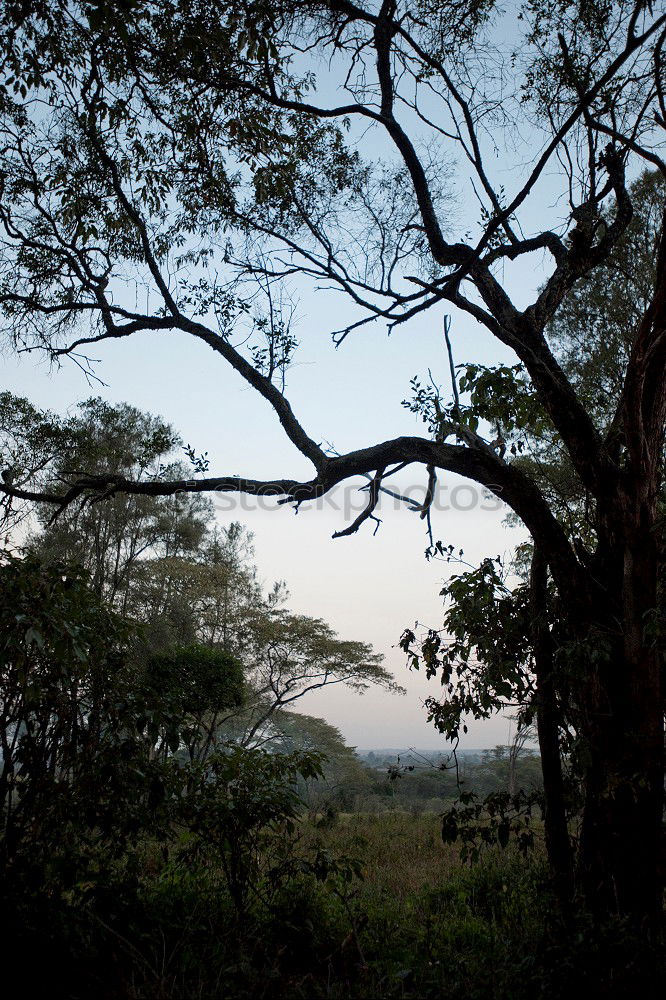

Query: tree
left=407, top=170, right=666, bottom=912
left=140, top=642, right=245, bottom=763
left=476, top=745, right=543, bottom=799
left=0, top=552, right=175, bottom=879
left=0, top=0, right=665, bottom=927
left=550, top=170, right=666, bottom=430
left=126, top=522, right=266, bottom=655
left=1, top=392, right=399, bottom=741
left=225, top=608, right=403, bottom=748
left=504, top=169, right=666, bottom=539
left=0, top=549, right=335, bottom=986
left=31, top=397, right=213, bottom=608
left=271, top=711, right=372, bottom=814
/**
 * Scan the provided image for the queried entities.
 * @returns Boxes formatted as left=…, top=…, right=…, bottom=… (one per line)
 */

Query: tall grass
left=6, top=812, right=663, bottom=999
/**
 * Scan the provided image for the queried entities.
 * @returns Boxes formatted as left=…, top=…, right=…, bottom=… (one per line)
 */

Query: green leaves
left=401, top=555, right=533, bottom=742
left=403, top=362, right=548, bottom=452
left=457, top=363, right=547, bottom=439
left=0, top=552, right=177, bottom=874
left=181, top=744, right=326, bottom=910
left=441, top=790, right=538, bottom=863
left=143, top=643, right=244, bottom=720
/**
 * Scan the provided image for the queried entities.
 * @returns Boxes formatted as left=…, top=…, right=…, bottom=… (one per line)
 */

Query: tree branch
left=3, top=432, right=585, bottom=600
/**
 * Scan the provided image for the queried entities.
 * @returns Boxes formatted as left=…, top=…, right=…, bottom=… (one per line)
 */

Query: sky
left=0, top=13, right=581, bottom=753
left=2, top=291, right=526, bottom=752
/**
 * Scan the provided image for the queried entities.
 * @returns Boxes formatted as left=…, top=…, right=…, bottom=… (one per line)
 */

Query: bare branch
left=332, top=464, right=385, bottom=537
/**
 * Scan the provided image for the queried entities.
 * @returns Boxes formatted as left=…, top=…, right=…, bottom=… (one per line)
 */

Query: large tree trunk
left=578, top=215, right=666, bottom=931
left=578, top=515, right=664, bottom=932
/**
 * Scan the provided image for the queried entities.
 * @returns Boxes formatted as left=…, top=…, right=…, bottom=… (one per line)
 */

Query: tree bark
left=579, top=211, right=666, bottom=931
left=577, top=519, right=664, bottom=932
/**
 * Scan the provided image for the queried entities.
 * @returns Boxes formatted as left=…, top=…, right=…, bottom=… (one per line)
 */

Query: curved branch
left=332, top=464, right=385, bottom=537
left=2, top=432, right=584, bottom=601
left=178, top=317, right=327, bottom=470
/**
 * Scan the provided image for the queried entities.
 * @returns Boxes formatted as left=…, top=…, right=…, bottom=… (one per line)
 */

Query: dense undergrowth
left=4, top=814, right=663, bottom=1000
left=1, top=557, right=663, bottom=998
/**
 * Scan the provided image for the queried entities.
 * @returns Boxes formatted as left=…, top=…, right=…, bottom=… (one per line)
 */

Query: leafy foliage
left=400, top=556, right=533, bottom=741
left=181, top=744, right=325, bottom=913
left=404, top=362, right=548, bottom=451
left=440, top=789, right=539, bottom=862
left=0, top=553, right=174, bottom=881
left=140, top=643, right=244, bottom=762
left=0, top=0, right=664, bottom=951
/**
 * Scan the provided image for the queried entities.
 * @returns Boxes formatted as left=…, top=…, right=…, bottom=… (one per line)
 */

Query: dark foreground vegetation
left=1, top=553, right=663, bottom=999
left=10, top=808, right=662, bottom=1000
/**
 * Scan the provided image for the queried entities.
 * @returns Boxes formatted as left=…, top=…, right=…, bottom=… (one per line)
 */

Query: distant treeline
left=303, top=746, right=544, bottom=816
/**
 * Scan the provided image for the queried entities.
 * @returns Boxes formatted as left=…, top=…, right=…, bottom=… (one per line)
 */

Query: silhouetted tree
left=1, top=0, right=665, bottom=928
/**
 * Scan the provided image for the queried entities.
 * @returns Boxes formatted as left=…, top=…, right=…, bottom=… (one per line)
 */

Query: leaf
left=24, top=627, right=44, bottom=650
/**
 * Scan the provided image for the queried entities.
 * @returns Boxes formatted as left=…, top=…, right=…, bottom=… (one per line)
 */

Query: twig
left=443, top=315, right=460, bottom=414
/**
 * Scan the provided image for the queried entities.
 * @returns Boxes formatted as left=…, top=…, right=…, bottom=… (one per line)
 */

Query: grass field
left=270, top=812, right=554, bottom=999
left=301, top=812, right=462, bottom=898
